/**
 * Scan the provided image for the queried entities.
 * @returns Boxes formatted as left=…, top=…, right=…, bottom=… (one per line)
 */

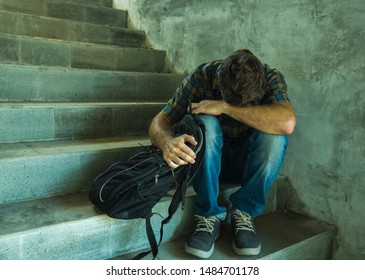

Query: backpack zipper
left=155, top=174, right=159, bottom=184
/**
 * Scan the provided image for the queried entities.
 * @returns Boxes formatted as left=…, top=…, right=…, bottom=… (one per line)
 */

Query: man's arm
left=149, top=112, right=197, bottom=169
left=192, top=100, right=296, bottom=135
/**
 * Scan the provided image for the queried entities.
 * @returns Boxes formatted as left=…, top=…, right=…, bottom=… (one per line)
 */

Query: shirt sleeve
left=262, top=66, right=290, bottom=104
left=162, top=67, right=203, bottom=123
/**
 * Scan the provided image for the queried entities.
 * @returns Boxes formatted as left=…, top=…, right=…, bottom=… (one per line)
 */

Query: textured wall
left=113, top=0, right=365, bottom=259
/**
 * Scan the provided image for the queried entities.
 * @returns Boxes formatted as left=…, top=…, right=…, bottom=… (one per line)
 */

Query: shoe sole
left=185, top=243, right=215, bottom=259
left=232, top=243, right=262, bottom=256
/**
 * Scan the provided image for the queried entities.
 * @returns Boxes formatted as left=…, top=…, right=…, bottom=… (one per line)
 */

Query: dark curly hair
left=218, top=49, right=265, bottom=106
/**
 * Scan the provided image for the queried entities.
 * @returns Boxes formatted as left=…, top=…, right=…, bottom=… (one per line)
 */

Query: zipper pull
left=155, top=174, right=159, bottom=184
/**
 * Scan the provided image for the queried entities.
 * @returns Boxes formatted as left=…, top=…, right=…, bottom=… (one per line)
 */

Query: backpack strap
left=134, top=111, right=205, bottom=260
left=132, top=164, right=190, bottom=260
left=132, top=212, right=158, bottom=260
left=158, top=165, right=190, bottom=245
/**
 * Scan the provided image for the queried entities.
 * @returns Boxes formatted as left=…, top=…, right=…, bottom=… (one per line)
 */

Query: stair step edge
left=0, top=32, right=159, bottom=51
left=0, top=102, right=166, bottom=108
left=0, top=191, right=197, bottom=260
left=0, top=136, right=151, bottom=160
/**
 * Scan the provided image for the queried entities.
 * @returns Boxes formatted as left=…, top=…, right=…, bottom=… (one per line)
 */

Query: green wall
left=114, top=0, right=365, bottom=259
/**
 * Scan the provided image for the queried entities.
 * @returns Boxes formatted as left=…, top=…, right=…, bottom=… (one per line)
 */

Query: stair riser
left=0, top=0, right=125, bottom=27
left=0, top=146, right=144, bottom=204
left=0, top=34, right=165, bottom=72
left=0, top=197, right=195, bottom=260
left=71, top=0, right=112, bottom=7
left=261, top=231, right=335, bottom=260
left=0, top=65, right=182, bottom=102
left=0, top=151, right=282, bottom=209
left=0, top=11, right=145, bottom=48
left=0, top=104, right=163, bottom=142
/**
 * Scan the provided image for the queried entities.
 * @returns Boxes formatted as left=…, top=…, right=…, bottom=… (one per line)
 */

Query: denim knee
left=249, top=130, right=288, bottom=164
left=198, top=115, right=223, bottom=149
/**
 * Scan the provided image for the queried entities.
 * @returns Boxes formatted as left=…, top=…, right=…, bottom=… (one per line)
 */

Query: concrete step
left=0, top=127, right=284, bottom=207
left=0, top=10, right=145, bottom=48
left=0, top=33, right=166, bottom=72
left=0, top=0, right=126, bottom=27
left=116, top=211, right=336, bottom=260
left=0, top=179, right=288, bottom=260
left=0, top=190, right=197, bottom=260
left=0, top=136, right=150, bottom=204
left=0, top=64, right=183, bottom=102
left=68, top=0, right=113, bottom=8
left=0, top=102, right=164, bottom=142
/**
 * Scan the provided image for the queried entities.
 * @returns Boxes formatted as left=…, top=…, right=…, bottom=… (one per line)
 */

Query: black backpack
left=89, top=113, right=205, bottom=259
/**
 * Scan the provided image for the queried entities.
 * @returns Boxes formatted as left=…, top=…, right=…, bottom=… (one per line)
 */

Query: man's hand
left=149, top=112, right=198, bottom=169
left=192, top=100, right=226, bottom=115
left=160, top=134, right=197, bottom=169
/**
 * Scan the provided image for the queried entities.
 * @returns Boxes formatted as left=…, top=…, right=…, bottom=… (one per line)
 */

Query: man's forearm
left=222, top=102, right=296, bottom=135
left=192, top=100, right=295, bottom=135
left=149, top=112, right=174, bottom=149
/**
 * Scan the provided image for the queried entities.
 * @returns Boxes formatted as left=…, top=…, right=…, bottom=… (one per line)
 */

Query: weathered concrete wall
left=113, top=0, right=365, bottom=259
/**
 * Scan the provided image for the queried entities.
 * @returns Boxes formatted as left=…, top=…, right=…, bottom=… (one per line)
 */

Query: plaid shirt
left=162, top=60, right=290, bottom=141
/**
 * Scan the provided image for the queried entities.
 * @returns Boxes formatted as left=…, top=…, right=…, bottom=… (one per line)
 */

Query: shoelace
left=194, top=215, right=219, bottom=233
left=232, top=210, right=255, bottom=234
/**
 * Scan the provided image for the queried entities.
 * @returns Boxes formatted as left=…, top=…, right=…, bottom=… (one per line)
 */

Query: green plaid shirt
left=162, top=60, right=290, bottom=141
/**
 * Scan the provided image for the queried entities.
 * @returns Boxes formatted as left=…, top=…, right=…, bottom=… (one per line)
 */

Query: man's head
left=218, top=49, right=265, bottom=106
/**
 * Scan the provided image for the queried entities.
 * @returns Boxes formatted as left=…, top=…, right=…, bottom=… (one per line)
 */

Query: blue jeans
left=192, top=115, right=288, bottom=218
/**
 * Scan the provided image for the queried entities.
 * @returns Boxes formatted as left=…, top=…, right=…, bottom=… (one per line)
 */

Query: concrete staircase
left=0, top=0, right=335, bottom=260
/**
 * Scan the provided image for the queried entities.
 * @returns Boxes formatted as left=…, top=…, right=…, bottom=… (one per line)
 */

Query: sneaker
left=231, top=209, right=261, bottom=255
left=185, top=215, right=221, bottom=258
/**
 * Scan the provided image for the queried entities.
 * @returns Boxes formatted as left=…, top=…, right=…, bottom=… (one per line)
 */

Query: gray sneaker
left=231, top=209, right=261, bottom=255
left=185, top=215, right=221, bottom=258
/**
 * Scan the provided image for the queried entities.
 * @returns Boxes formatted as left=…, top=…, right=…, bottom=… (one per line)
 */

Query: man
left=149, top=49, right=295, bottom=258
